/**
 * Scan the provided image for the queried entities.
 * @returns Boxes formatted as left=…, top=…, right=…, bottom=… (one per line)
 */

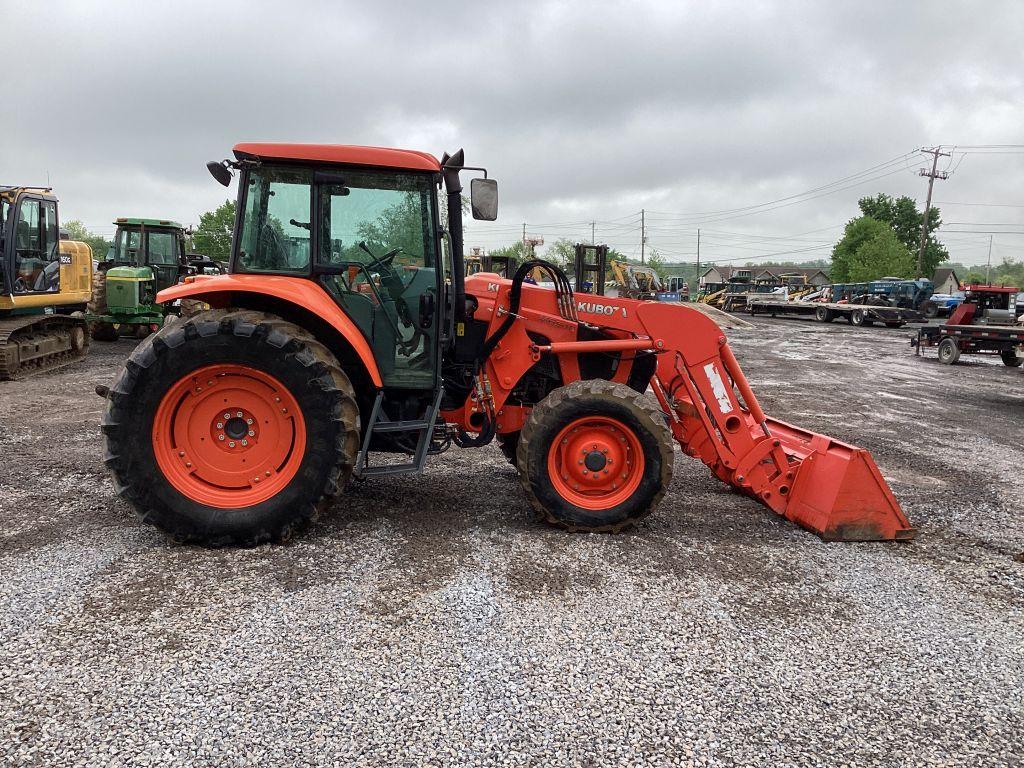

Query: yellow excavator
left=0, top=186, right=93, bottom=379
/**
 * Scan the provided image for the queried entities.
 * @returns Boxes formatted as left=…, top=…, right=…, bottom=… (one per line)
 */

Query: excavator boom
left=460, top=272, right=913, bottom=542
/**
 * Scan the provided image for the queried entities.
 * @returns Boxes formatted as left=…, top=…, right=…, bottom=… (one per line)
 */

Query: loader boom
left=447, top=272, right=913, bottom=541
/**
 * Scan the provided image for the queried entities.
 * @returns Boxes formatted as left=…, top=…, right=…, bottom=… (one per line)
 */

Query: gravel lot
left=2, top=317, right=1022, bottom=767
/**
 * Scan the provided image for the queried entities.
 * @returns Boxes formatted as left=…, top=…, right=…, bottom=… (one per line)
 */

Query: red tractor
left=99, top=143, right=913, bottom=546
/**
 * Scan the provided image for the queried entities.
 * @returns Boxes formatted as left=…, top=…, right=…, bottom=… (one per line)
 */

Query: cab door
left=12, top=197, right=60, bottom=294
left=312, top=170, right=441, bottom=390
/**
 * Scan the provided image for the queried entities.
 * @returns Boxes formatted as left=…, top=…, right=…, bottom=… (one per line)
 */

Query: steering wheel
left=358, top=242, right=400, bottom=273
left=359, top=243, right=414, bottom=323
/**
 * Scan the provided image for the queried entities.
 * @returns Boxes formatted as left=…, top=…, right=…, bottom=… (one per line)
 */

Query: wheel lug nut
left=248, top=430, right=255, bottom=437
left=178, top=450, right=185, bottom=457
left=185, top=462, right=192, bottom=468
left=246, top=418, right=253, bottom=425
left=218, top=435, right=225, bottom=441
left=236, top=411, right=243, bottom=418
left=216, top=422, right=223, bottom=429
left=241, top=440, right=248, bottom=446
left=224, top=413, right=230, bottom=420
left=229, top=442, right=236, bottom=448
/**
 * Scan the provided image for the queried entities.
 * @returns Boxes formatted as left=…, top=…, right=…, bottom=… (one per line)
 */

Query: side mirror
left=207, top=160, right=233, bottom=187
left=470, top=178, right=498, bottom=221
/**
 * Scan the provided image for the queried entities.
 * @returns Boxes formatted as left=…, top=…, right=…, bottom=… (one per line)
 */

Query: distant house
left=699, top=265, right=829, bottom=288
left=932, top=268, right=961, bottom=294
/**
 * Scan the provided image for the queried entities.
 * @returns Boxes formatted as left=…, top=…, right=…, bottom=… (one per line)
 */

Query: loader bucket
left=765, top=418, right=915, bottom=542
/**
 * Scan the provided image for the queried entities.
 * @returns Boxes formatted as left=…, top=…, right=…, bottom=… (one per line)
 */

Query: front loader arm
left=459, top=274, right=913, bottom=542
left=634, top=301, right=912, bottom=542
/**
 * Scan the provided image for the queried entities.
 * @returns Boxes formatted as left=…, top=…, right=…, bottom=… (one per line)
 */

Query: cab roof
left=233, top=143, right=441, bottom=172
left=113, top=217, right=184, bottom=229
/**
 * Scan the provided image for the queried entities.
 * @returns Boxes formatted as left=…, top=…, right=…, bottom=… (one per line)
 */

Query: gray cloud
left=2, top=0, right=1021, bottom=264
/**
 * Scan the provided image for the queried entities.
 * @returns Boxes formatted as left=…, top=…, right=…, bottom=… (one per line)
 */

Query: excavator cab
left=99, top=143, right=912, bottom=547
left=1, top=187, right=62, bottom=295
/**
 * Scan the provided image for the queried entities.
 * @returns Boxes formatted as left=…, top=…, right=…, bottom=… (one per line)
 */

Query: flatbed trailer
left=747, top=298, right=923, bottom=327
left=913, top=323, right=1024, bottom=366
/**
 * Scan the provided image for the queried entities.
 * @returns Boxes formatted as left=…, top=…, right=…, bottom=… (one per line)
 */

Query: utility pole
left=591, top=221, right=596, bottom=245
left=522, top=222, right=526, bottom=245
left=696, top=228, right=701, bottom=293
left=917, top=146, right=951, bottom=274
left=986, top=235, right=993, bottom=284
left=640, top=209, right=646, bottom=265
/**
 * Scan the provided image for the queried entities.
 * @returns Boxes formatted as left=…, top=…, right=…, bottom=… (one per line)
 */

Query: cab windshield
left=235, top=165, right=437, bottom=274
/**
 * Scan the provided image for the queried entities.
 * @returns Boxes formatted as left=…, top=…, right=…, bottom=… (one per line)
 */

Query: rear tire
left=922, top=301, right=939, bottom=319
left=517, top=379, right=674, bottom=532
left=814, top=306, right=834, bottom=323
left=101, top=309, right=361, bottom=546
left=1001, top=349, right=1023, bottom=367
left=938, top=337, right=960, bottom=365
left=850, top=309, right=867, bottom=326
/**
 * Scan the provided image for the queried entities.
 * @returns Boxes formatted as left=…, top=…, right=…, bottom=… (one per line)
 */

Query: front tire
left=517, top=380, right=674, bottom=532
left=101, top=309, right=361, bottom=546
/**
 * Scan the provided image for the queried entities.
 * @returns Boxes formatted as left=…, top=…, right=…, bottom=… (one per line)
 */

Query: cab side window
left=147, top=232, right=178, bottom=265
left=237, top=168, right=312, bottom=273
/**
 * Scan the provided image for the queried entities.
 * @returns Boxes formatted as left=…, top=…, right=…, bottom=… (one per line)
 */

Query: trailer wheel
left=850, top=309, right=867, bottom=326
left=922, top=301, right=939, bottom=319
left=1000, top=349, right=1023, bottom=367
left=814, top=307, right=834, bottom=323
left=101, top=309, right=360, bottom=546
left=517, top=380, right=674, bottom=532
left=938, top=337, right=961, bottom=365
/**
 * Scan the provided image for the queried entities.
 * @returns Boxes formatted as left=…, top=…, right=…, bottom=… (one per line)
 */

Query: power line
left=934, top=201, right=1024, bottom=208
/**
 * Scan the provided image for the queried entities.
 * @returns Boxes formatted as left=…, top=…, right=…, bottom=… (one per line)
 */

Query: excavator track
left=0, top=314, right=90, bottom=380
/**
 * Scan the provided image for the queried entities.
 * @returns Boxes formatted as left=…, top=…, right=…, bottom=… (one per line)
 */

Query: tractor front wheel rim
left=548, top=416, right=645, bottom=510
left=152, top=364, right=306, bottom=508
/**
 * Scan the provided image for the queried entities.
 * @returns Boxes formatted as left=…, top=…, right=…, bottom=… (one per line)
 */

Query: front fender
left=159, top=274, right=383, bottom=387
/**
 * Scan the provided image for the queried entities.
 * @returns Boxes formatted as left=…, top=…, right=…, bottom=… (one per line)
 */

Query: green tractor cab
left=88, top=218, right=214, bottom=340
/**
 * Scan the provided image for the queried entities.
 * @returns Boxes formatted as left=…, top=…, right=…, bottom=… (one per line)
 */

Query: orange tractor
left=99, top=143, right=913, bottom=546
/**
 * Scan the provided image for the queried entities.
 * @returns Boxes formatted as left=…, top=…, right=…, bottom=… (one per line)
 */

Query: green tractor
left=88, top=218, right=216, bottom=340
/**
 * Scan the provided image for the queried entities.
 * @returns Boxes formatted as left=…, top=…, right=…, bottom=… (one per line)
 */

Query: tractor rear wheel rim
left=548, top=416, right=645, bottom=510
left=152, top=364, right=306, bottom=508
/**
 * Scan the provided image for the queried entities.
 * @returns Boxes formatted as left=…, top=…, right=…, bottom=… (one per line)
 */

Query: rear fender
left=158, top=275, right=383, bottom=388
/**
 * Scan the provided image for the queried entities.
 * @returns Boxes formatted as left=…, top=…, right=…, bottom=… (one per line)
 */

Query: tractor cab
left=105, top=218, right=189, bottom=293
left=88, top=218, right=194, bottom=339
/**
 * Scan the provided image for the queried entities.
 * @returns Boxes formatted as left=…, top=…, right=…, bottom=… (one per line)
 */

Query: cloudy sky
left=3, top=1, right=1022, bottom=267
